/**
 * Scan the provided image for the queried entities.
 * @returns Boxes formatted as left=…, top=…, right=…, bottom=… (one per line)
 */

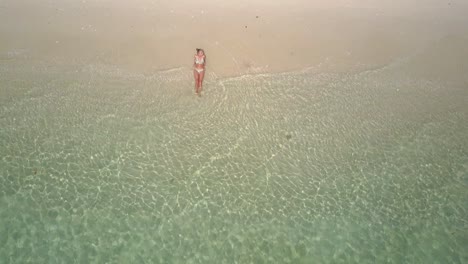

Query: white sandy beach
left=1, top=0, right=467, bottom=76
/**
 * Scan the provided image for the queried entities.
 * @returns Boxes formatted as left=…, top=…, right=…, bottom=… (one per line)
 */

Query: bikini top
left=195, top=55, right=205, bottom=65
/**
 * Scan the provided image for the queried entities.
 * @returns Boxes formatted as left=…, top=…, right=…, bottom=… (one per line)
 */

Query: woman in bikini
left=193, top=48, right=206, bottom=96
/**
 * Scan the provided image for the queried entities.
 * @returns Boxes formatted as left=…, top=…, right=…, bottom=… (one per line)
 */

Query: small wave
left=1, top=49, right=29, bottom=60
left=358, top=35, right=468, bottom=82
left=79, top=64, right=195, bottom=83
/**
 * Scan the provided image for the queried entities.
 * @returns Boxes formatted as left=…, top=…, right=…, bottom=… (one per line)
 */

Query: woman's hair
left=196, top=48, right=204, bottom=53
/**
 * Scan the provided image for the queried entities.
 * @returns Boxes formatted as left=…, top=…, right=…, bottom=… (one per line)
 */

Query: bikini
left=194, top=55, right=205, bottom=73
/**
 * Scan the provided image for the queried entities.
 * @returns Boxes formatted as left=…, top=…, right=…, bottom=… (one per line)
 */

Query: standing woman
left=193, top=48, right=206, bottom=96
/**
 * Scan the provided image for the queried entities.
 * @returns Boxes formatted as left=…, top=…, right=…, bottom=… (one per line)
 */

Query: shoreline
left=0, top=55, right=393, bottom=82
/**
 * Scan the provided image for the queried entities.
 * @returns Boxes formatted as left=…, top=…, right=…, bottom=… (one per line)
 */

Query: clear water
left=1, top=45, right=467, bottom=263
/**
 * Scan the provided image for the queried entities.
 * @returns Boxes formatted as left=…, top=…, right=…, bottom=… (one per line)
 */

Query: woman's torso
left=194, top=55, right=205, bottom=69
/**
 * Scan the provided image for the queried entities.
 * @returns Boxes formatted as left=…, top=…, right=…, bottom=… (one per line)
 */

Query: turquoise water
left=1, top=41, right=468, bottom=263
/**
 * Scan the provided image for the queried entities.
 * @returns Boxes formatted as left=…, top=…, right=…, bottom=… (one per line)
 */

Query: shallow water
left=1, top=38, right=468, bottom=263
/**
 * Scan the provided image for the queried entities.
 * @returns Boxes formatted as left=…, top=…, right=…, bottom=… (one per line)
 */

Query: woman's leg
left=193, top=70, right=200, bottom=93
left=198, top=70, right=205, bottom=94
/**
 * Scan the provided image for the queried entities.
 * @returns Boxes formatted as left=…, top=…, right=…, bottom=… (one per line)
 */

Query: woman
left=193, top=48, right=206, bottom=96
